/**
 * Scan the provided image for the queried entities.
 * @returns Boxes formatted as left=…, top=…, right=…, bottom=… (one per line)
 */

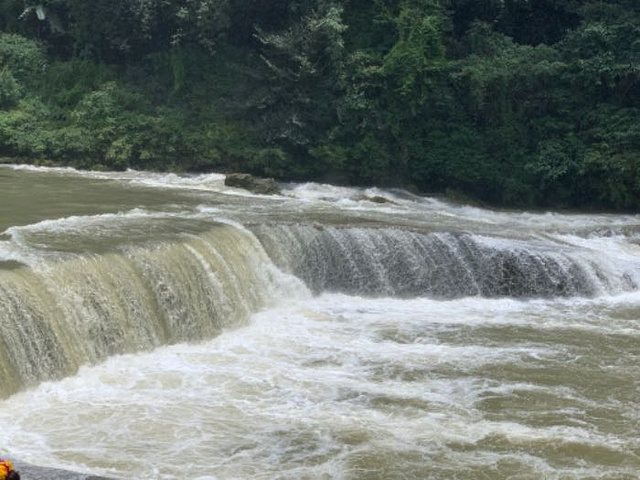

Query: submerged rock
left=366, top=195, right=396, bottom=205
left=12, top=460, right=113, bottom=480
left=224, top=173, right=281, bottom=195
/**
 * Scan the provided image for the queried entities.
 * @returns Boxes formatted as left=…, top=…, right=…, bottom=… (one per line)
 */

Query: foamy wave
left=3, top=208, right=168, bottom=237
left=1, top=293, right=637, bottom=478
left=1, top=164, right=78, bottom=174
left=1, top=164, right=229, bottom=192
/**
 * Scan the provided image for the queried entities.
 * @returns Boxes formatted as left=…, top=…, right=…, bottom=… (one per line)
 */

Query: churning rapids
left=0, top=165, right=639, bottom=479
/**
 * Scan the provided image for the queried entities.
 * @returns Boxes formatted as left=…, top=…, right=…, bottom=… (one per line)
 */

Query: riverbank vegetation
left=0, top=0, right=639, bottom=209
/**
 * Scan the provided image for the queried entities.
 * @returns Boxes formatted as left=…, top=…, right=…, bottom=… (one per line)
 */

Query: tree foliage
left=0, top=0, right=639, bottom=209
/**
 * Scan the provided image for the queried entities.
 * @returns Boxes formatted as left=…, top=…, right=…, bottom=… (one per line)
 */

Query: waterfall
left=0, top=223, right=307, bottom=398
left=2, top=168, right=639, bottom=480
left=1, top=219, right=638, bottom=398
left=251, top=224, right=637, bottom=298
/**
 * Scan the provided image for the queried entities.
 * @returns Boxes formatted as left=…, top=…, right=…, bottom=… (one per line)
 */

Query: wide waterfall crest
left=251, top=224, right=638, bottom=298
left=2, top=214, right=638, bottom=399
left=0, top=224, right=308, bottom=398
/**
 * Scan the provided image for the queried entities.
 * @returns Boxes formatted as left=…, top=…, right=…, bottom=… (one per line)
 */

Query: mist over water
left=0, top=166, right=639, bottom=479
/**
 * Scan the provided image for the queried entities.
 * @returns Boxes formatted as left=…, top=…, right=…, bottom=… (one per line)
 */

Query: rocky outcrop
left=365, top=195, right=396, bottom=205
left=224, top=173, right=281, bottom=195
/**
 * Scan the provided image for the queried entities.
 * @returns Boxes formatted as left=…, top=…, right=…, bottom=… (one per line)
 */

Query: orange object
left=0, top=460, right=14, bottom=480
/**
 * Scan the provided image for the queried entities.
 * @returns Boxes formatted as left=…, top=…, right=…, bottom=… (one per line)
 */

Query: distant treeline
left=1, top=0, right=639, bottom=209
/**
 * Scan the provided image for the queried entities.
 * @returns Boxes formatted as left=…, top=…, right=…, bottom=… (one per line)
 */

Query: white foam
left=0, top=294, right=637, bottom=479
left=6, top=165, right=640, bottom=235
left=0, top=241, right=24, bottom=263
left=1, top=166, right=639, bottom=479
left=1, top=164, right=229, bottom=192
left=3, top=208, right=157, bottom=236
left=280, top=180, right=640, bottom=237
left=1, top=164, right=78, bottom=174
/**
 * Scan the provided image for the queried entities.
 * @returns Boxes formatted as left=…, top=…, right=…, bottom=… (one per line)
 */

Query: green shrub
left=0, top=68, right=22, bottom=108
left=0, top=33, right=46, bottom=85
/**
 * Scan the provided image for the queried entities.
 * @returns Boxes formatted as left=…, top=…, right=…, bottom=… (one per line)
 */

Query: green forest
left=0, top=0, right=639, bottom=209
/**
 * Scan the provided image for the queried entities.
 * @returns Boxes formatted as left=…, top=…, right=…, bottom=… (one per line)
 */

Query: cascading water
left=0, top=222, right=307, bottom=398
left=0, top=166, right=639, bottom=479
left=251, top=225, right=637, bottom=298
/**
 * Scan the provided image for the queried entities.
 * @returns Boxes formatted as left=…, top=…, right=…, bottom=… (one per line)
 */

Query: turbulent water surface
left=0, top=165, right=639, bottom=479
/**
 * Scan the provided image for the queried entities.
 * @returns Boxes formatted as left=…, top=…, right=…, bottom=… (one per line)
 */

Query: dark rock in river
left=224, top=173, right=281, bottom=195
left=365, top=195, right=396, bottom=205
left=12, top=460, right=114, bottom=480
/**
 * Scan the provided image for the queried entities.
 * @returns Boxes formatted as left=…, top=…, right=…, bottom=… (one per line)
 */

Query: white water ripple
left=0, top=295, right=638, bottom=479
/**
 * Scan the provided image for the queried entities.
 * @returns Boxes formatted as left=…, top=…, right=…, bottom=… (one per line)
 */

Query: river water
left=0, top=165, right=638, bottom=479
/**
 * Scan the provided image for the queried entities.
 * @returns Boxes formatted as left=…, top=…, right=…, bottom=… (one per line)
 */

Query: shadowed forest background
left=0, top=0, right=639, bottom=209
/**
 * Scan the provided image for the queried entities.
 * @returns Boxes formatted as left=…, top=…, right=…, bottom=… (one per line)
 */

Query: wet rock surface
left=12, top=461, right=114, bottom=480
left=224, top=173, right=281, bottom=195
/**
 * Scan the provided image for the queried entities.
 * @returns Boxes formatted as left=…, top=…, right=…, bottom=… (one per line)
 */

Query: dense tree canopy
left=0, top=0, right=639, bottom=209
